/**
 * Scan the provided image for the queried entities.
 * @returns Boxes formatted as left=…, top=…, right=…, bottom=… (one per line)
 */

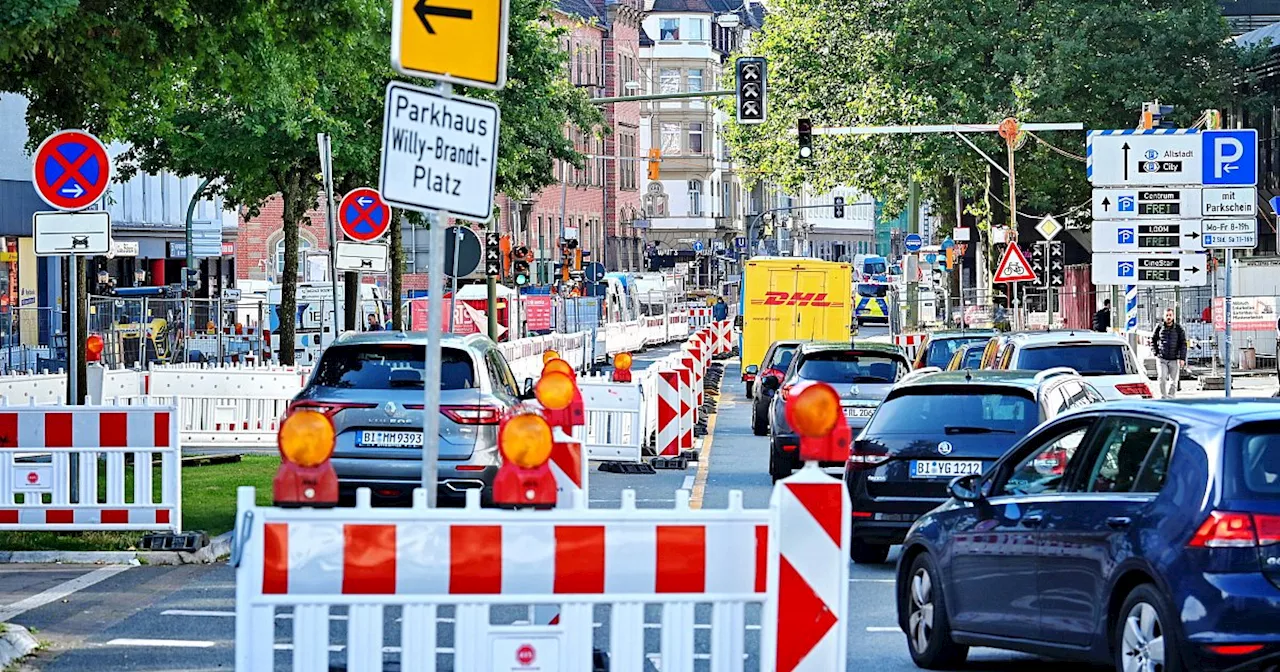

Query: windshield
left=795, top=351, right=905, bottom=384
left=867, top=388, right=1038, bottom=435
left=925, top=336, right=991, bottom=368
left=863, top=260, right=887, bottom=276
left=1017, top=344, right=1135, bottom=376
left=313, top=345, right=475, bottom=390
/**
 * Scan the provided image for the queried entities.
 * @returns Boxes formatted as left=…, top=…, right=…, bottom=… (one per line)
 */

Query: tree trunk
left=278, top=173, right=303, bottom=366
left=390, top=210, right=404, bottom=329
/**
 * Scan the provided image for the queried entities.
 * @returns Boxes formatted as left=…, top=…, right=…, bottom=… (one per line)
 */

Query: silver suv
left=290, top=332, right=533, bottom=506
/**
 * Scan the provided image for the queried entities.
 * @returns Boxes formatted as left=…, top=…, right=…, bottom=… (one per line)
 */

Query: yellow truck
left=738, top=257, right=853, bottom=391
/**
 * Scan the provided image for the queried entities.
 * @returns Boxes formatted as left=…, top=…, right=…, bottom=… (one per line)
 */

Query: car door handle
left=1021, top=514, right=1043, bottom=528
left=1106, top=516, right=1133, bottom=530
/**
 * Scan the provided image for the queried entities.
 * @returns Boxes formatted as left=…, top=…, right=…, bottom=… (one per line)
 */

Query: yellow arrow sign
left=392, top=0, right=509, bottom=90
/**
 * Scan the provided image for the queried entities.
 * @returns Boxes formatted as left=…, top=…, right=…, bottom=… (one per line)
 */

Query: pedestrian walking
left=365, top=314, right=382, bottom=332
left=1152, top=307, right=1187, bottom=398
left=1093, top=299, right=1111, bottom=332
left=712, top=296, right=728, bottom=321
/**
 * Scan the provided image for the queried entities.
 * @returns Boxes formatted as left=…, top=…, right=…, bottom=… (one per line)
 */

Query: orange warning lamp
left=536, top=370, right=585, bottom=431
left=542, top=349, right=560, bottom=364
left=85, top=334, right=104, bottom=363
left=273, top=410, right=338, bottom=506
left=542, top=357, right=576, bottom=380
left=784, top=382, right=852, bottom=463
left=493, top=410, right=557, bottom=508
left=612, top=352, right=633, bottom=383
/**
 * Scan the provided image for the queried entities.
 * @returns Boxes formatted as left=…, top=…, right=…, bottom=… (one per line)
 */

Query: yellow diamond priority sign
left=392, top=0, right=509, bottom=90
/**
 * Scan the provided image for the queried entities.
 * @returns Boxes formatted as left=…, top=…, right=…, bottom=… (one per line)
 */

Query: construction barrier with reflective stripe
left=108, top=395, right=289, bottom=449
left=0, top=404, right=181, bottom=532
left=232, top=466, right=850, bottom=672
left=575, top=374, right=644, bottom=463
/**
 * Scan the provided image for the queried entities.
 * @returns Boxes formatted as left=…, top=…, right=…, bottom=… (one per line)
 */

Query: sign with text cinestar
left=1091, top=252, right=1207, bottom=287
left=379, top=81, right=500, bottom=222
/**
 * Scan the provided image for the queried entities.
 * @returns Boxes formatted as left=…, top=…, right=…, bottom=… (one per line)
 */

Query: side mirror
left=762, top=376, right=781, bottom=392
left=521, top=378, right=536, bottom=400
left=745, top=365, right=759, bottom=375
left=949, top=474, right=985, bottom=503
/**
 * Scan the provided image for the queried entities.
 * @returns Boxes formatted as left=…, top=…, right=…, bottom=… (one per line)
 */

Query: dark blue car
left=896, top=400, right=1280, bottom=672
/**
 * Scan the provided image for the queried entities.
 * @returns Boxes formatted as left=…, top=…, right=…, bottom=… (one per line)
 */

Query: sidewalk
left=1167, top=374, right=1276, bottom=399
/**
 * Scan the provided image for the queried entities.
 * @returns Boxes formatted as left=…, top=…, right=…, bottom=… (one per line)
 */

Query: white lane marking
left=681, top=475, right=695, bottom=491
left=161, top=609, right=235, bottom=618
left=849, top=578, right=895, bottom=583
left=107, top=638, right=216, bottom=648
left=0, top=566, right=130, bottom=622
left=866, top=626, right=901, bottom=633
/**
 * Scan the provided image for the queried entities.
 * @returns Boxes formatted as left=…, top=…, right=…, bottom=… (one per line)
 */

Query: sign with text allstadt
left=379, top=81, right=500, bottom=222
left=392, top=0, right=509, bottom=90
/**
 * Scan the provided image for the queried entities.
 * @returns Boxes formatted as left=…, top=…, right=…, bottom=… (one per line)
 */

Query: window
left=923, top=336, right=991, bottom=369
left=689, top=122, right=704, bottom=154
left=795, top=351, right=906, bottom=384
left=687, top=18, right=704, bottom=40
left=998, top=343, right=1016, bottom=369
left=660, top=68, right=680, bottom=94
left=1230, top=423, right=1280, bottom=499
left=868, top=388, right=1039, bottom=437
left=537, top=215, right=545, bottom=252
left=661, top=123, right=681, bottom=155
left=275, top=237, right=311, bottom=277
left=688, top=180, right=702, bottom=215
left=1017, top=344, right=1137, bottom=376
left=485, top=349, right=520, bottom=397
left=688, top=68, right=704, bottom=93
left=1002, top=424, right=1092, bottom=496
left=314, top=345, right=474, bottom=391
left=659, top=18, right=679, bottom=40
left=1083, top=417, right=1173, bottom=494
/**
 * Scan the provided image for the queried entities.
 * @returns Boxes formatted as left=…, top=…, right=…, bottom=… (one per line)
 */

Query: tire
left=745, top=382, right=754, bottom=400
left=752, top=402, right=768, bottom=436
left=1114, top=584, right=1183, bottom=672
left=850, top=538, right=891, bottom=564
left=901, top=552, right=969, bottom=669
left=768, top=445, right=789, bottom=483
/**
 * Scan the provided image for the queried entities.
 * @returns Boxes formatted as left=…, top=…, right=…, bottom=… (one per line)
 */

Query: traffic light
left=513, top=259, right=531, bottom=286
left=833, top=196, right=845, bottom=219
left=735, top=56, right=767, bottom=124
left=183, top=267, right=200, bottom=291
left=647, top=148, right=660, bottom=181
left=798, top=118, right=813, bottom=160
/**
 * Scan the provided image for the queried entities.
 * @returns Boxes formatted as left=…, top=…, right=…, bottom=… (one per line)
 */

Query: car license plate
left=844, top=406, right=876, bottom=419
left=910, top=460, right=982, bottom=479
left=357, top=431, right=424, bottom=448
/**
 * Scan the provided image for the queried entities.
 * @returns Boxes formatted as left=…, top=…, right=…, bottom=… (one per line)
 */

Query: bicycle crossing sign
left=993, top=244, right=1037, bottom=283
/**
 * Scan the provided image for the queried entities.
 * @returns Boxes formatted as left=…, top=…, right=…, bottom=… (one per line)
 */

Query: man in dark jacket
left=1152, top=307, right=1188, bottom=398
left=1093, top=299, right=1112, bottom=332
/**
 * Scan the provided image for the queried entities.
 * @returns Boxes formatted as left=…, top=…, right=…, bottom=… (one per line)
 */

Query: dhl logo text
left=750, top=292, right=845, bottom=307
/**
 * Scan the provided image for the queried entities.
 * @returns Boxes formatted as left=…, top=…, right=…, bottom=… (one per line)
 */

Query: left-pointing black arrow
left=415, top=0, right=473, bottom=34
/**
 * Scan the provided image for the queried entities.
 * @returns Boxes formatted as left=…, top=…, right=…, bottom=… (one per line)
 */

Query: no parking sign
left=31, top=130, right=112, bottom=211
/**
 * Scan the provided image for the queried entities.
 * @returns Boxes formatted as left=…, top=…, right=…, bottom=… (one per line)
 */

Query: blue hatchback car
left=896, top=400, right=1280, bottom=672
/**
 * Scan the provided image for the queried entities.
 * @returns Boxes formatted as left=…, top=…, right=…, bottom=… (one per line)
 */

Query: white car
left=989, top=330, right=1153, bottom=399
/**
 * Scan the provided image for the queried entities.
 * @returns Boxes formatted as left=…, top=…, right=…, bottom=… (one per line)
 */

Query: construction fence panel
left=574, top=374, right=644, bottom=463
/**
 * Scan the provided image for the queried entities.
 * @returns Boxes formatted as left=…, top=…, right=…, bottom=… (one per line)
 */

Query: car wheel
left=768, top=446, right=788, bottom=483
left=850, top=538, right=891, bottom=564
left=1115, top=584, right=1183, bottom=672
left=745, top=382, right=754, bottom=399
left=902, top=553, right=969, bottom=669
left=752, top=402, right=768, bottom=436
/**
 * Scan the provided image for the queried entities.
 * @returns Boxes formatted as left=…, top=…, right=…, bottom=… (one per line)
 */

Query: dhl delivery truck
left=739, top=257, right=853, bottom=388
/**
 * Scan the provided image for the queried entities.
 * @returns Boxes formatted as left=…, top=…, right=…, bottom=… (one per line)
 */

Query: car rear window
left=925, top=337, right=990, bottom=368
left=1228, top=422, right=1280, bottom=500
left=867, top=388, right=1038, bottom=435
left=313, top=345, right=475, bottom=390
left=1017, top=344, right=1136, bottom=376
left=961, top=347, right=985, bottom=369
left=795, top=351, right=905, bottom=384
left=856, top=284, right=887, bottom=298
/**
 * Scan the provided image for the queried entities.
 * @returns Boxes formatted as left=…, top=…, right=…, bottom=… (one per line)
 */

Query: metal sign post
left=318, top=134, right=343, bottom=337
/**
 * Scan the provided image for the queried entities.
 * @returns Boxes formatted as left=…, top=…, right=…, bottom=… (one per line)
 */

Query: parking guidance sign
left=379, top=81, right=499, bottom=222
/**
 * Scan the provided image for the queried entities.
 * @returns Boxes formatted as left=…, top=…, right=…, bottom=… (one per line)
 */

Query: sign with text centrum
left=379, top=80, right=500, bottom=222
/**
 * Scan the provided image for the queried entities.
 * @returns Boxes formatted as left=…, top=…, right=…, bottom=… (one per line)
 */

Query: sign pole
left=1225, top=249, right=1233, bottom=397
left=449, top=227, right=462, bottom=331
left=318, top=134, right=343, bottom=339
left=69, top=258, right=79, bottom=404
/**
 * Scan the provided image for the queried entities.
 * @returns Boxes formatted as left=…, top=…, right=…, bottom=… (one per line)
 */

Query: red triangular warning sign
left=993, top=243, right=1038, bottom=283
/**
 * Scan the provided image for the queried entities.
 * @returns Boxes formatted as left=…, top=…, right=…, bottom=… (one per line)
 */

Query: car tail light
left=456, top=465, right=487, bottom=472
left=1189, top=511, right=1280, bottom=548
left=1205, top=644, right=1265, bottom=656
left=286, top=401, right=376, bottom=419
left=780, top=383, right=794, bottom=397
left=442, top=405, right=502, bottom=425
left=1115, top=382, right=1153, bottom=397
left=846, top=443, right=889, bottom=472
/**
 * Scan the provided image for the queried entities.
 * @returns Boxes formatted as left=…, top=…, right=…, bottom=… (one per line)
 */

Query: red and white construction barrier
left=0, top=405, right=181, bottom=532
left=893, top=333, right=926, bottom=363
left=655, top=368, right=682, bottom=457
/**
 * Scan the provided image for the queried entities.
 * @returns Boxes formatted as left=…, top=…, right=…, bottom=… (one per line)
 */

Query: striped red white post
left=679, top=349, right=700, bottom=425
left=763, top=464, right=851, bottom=671
left=676, top=364, right=694, bottom=452
left=687, top=340, right=705, bottom=411
left=656, top=369, right=681, bottom=457
left=549, top=428, right=587, bottom=509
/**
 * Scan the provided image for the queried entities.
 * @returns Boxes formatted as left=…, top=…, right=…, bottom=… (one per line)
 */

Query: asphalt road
left=6, top=332, right=1105, bottom=671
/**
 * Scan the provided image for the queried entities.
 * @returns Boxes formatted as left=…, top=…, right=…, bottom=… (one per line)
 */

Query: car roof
left=897, top=369, right=1066, bottom=392
left=1006, top=330, right=1128, bottom=346
left=795, top=340, right=907, bottom=357
left=768, top=340, right=809, bottom=349
left=1079, top=398, right=1280, bottom=427
left=332, top=331, right=493, bottom=349
left=927, top=329, right=999, bottom=339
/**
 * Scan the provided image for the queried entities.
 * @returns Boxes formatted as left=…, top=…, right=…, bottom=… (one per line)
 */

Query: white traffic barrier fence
left=669, top=309, right=690, bottom=340
left=233, top=467, right=850, bottom=672
left=146, top=362, right=310, bottom=398
left=604, top=320, right=646, bottom=355
left=109, top=395, right=289, bottom=448
left=575, top=374, right=644, bottom=463
left=500, top=332, right=593, bottom=382
left=0, top=404, right=181, bottom=532
left=0, top=371, right=65, bottom=405
left=687, top=306, right=713, bottom=329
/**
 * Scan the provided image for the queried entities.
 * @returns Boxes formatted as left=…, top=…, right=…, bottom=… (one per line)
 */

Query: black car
left=844, top=369, right=1104, bottom=563
left=749, top=340, right=803, bottom=434
left=766, top=341, right=910, bottom=482
left=912, top=329, right=998, bottom=369
left=897, top=400, right=1280, bottom=672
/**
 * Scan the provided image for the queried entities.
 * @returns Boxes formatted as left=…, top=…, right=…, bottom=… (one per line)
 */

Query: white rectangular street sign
left=1091, top=220, right=1205, bottom=252
left=32, top=211, right=110, bottom=256
left=379, top=81, right=500, bottom=223
left=1201, top=218, right=1258, bottom=249
left=221, top=288, right=242, bottom=302
left=1201, top=187, right=1256, bottom=217
left=336, top=241, right=390, bottom=273
left=1091, top=188, right=1201, bottom=220
left=1091, top=252, right=1207, bottom=286
left=1088, top=131, right=1201, bottom=186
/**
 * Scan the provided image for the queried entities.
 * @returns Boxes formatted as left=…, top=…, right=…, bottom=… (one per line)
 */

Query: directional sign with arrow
left=1092, top=219, right=1208, bottom=253
left=1087, top=131, right=1201, bottom=187
left=1092, top=252, right=1207, bottom=286
left=392, top=0, right=510, bottom=90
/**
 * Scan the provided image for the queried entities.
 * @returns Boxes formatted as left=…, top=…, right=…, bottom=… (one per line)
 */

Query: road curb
left=0, top=623, right=39, bottom=667
left=0, top=531, right=233, bottom=566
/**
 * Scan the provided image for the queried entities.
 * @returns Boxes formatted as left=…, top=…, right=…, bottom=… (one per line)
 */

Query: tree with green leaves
left=722, top=0, right=1240, bottom=234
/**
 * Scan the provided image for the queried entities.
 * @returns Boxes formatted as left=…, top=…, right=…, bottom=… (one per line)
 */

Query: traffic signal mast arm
left=588, top=89, right=735, bottom=105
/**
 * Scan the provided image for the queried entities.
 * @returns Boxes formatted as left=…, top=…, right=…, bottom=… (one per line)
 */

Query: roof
left=1236, top=20, right=1280, bottom=49
left=796, top=340, right=907, bottom=357
left=649, top=0, right=716, bottom=11
left=897, top=369, right=1056, bottom=392
left=925, top=329, right=999, bottom=340
left=555, top=0, right=603, bottom=22
left=1006, top=330, right=1128, bottom=345
left=332, top=331, right=492, bottom=348
left=1086, top=399, right=1280, bottom=426
left=639, top=25, right=653, bottom=46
